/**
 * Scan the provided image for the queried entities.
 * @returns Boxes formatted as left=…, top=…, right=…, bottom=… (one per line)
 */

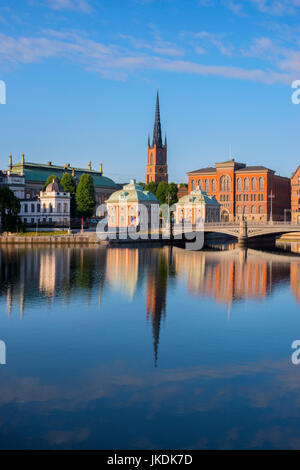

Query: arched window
left=259, top=177, right=264, bottom=191
left=259, top=206, right=263, bottom=214
left=237, top=178, right=242, bottom=191
left=212, top=179, right=216, bottom=192
left=251, top=178, right=257, bottom=191
left=198, top=179, right=202, bottom=190
left=251, top=205, right=256, bottom=214
left=150, top=153, right=153, bottom=165
left=191, top=179, right=195, bottom=190
left=244, top=178, right=249, bottom=191
left=237, top=206, right=242, bottom=214
left=49, top=204, right=53, bottom=213
left=244, top=206, right=248, bottom=214
left=57, top=203, right=61, bottom=213
left=205, top=179, right=209, bottom=192
left=220, top=175, right=231, bottom=192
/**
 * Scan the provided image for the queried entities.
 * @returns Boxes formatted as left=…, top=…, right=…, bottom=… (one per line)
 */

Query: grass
left=14, top=231, right=69, bottom=237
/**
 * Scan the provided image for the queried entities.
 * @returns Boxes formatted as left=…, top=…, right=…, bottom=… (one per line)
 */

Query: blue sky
left=0, top=0, right=300, bottom=183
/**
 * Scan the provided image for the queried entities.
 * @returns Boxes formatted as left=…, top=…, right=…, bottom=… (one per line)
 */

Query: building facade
left=106, top=179, right=159, bottom=229
left=187, top=158, right=290, bottom=222
left=8, top=154, right=118, bottom=205
left=175, top=187, right=220, bottom=224
left=19, top=179, right=70, bottom=226
left=291, top=165, right=300, bottom=223
left=145, top=92, right=168, bottom=185
left=0, top=169, right=25, bottom=199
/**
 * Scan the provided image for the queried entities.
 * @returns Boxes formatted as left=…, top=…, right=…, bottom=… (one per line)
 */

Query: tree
left=167, top=182, right=178, bottom=206
left=60, top=173, right=77, bottom=217
left=137, top=182, right=145, bottom=189
left=0, top=185, right=21, bottom=232
left=144, top=181, right=157, bottom=195
left=44, top=174, right=60, bottom=189
left=75, top=174, right=96, bottom=219
left=156, top=181, right=168, bottom=204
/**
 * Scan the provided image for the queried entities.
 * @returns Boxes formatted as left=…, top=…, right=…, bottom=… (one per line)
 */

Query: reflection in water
left=1, top=244, right=300, bottom=449
left=1, top=245, right=300, bottom=362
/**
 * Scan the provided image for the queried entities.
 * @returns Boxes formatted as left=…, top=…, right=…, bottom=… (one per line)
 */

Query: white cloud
left=0, top=30, right=290, bottom=84
left=193, top=31, right=234, bottom=56
left=41, top=0, right=93, bottom=13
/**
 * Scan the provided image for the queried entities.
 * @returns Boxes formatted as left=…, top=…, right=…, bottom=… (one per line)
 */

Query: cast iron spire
left=152, top=90, right=162, bottom=148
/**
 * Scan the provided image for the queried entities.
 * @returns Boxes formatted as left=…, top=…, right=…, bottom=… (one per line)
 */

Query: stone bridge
left=203, top=222, right=300, bottom=243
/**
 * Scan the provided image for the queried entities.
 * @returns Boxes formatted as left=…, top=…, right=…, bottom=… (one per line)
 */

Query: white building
left=175, top=187, right=221, bottom=225
left=19, top=179, right=70, bottom=226
left=0, top=170, right=25, bottom=199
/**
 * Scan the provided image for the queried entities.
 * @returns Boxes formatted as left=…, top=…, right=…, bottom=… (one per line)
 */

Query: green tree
left=137, top=182, right=145, bottom=189
left=44, top=174, right=60, bottom=189
left=167, top=182, right=178, bottom=206
left=75, top=174, right=96, bottom=219
left=155, top=181, right=168, bottom=204
left=0, top=185, right=21, bottom=232
left=144, top=181, right=157, bottom=195
left=60, top=172, right=77, bottom=217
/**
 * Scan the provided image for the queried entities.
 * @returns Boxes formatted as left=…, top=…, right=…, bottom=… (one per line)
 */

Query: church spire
left=152, top=90, right=162, bottom=148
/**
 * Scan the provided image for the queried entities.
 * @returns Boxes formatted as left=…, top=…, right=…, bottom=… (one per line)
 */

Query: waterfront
left=0, top=243, right=300, bottom=449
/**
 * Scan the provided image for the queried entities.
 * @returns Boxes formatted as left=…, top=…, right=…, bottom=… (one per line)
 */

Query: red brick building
left=145, top=92, right=168, bottom=185
left=291, top=165, right=300, bottom=223
left=187, top=158, right=290, bottom=222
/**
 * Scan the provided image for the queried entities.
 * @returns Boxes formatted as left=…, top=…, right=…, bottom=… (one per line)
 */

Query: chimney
left=99, top=162, right=103, bottom=174
left=88, top=161, right=92, bottom=170
left=21, top=153, right=25, bottom=164
left=8, top=154, right=12, bottom=170
left=47, top=161, right=52, bottom=166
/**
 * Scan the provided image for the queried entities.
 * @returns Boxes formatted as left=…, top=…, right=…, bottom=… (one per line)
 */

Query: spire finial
left=152, top=90, right=162, bottom=148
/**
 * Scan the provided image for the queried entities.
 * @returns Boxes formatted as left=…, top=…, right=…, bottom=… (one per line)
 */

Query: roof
left=188, top=164, right=276, bottom=175
left=11, top=162, right=118, bottom=189
left=236, top=166, right=274, bottom=173
left=45, top=179, right=65, bottom=192
left=177, top=188, right=220, bottom=206
left=187, top=167, right=216, bottom=175
left=107, top=179, right=159, bottom=203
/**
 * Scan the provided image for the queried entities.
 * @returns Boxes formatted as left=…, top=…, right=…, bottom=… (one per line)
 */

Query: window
left=220, top=175, right=230, bottom=192
left=211, top=179, right=216, bottom=192
left=37, top=204, right=40, bottom=212
left=251, top=205, right=256, bottom=214
left=49, top=204, right=53, bottom=213
left=198, top=180, right=202, bottom=190
left=57, top=203, right=61, bottom=213
left=237, top=178, right=242, bottom=191
left=259, top=206, right=263, bottom=214
left=244, top=206, right=248, bottom=214
left=237, top=206, right=242, bottom=214
left=251, top=178, right=257, bottom=191
left=43, top=204, right=46, bottom=213
left=259, top=177, right=264, bottom=191
left=205, top=179, right=209, bottom=192
left=31, top=204, right=35, bottom=213
left=24, top=204, right=28, bottom=213
left=150, top=153, right=153, bottom=164
left=244, top=178, right=249, bottom=191
left=243, top=194, right=249, bottom=201
left=64, top=203, right=68, bottom=213
left=191, top=179, right=195, bottom=190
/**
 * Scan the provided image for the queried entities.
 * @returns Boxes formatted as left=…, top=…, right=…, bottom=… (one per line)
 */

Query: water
left=0, top=243, right=300, bottom=449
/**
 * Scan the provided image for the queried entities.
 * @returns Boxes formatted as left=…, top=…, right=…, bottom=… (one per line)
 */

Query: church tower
left=145, top=91, right=168, bottom=185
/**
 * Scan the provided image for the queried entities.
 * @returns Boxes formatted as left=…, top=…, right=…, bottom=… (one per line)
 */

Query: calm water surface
left=0, top=242, right=300, bottom=449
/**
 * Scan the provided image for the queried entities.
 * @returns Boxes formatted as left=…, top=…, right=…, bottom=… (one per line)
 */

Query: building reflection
left=0, top=244, right=300, bottom=364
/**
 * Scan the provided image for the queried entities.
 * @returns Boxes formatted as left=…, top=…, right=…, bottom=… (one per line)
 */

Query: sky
left=1, top=0, right=300, bottom=183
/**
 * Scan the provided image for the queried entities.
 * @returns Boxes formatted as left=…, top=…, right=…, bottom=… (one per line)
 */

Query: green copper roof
left=10, top=162, right=118, bottom=189
left=178, top=188, right=220, bottom=206
left=107, top=179, right=159, bottom=203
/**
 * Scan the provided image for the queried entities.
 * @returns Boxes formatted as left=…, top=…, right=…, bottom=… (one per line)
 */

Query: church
left=145, top=92, right=168, bottom=185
